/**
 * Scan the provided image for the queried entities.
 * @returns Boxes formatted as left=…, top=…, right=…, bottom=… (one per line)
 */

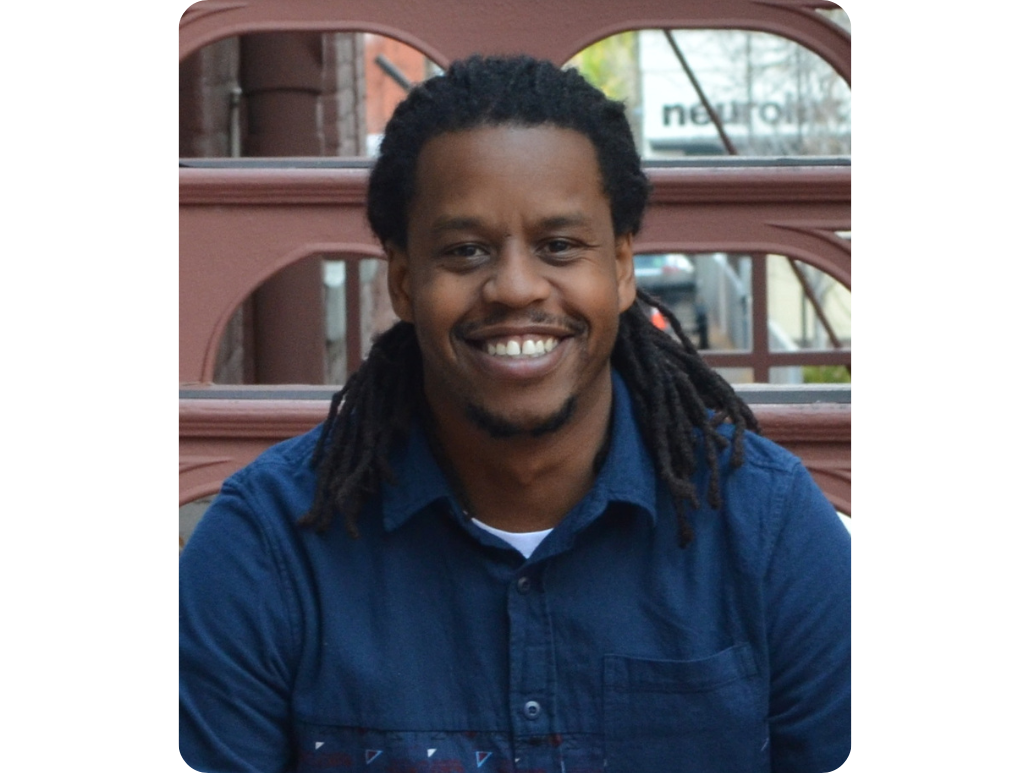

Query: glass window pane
left=766, top=254, right=850, bottom=350
left=570, top=29, right=851, bottom=159
left=180, top=32, right=438, bottom=159
left=323, top=257, right=399, bottom=383
left=769, top=365, right=851, bottom=385
left=715, top=367, right=754, bottom=385
left=636, top=252, right=752, bottom=353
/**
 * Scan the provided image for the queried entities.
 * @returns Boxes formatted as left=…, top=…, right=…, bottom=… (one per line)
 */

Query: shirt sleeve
left=764, top=461, right=851, bottom=773
left=179, top=476, right=299, bottom=773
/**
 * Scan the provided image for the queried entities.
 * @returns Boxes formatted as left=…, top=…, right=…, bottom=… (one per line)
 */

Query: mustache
left=454, top=309, right=588, bottom=338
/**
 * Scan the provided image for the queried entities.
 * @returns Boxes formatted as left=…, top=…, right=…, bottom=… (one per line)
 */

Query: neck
left=424, top=376, right=614, bottom=532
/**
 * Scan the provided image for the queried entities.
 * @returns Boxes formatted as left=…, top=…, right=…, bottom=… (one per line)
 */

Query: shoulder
left=709, top=423, right=808, bottom=512
left=716, top=422, right=800, bottom=474
left=219, top=424, right=324, bottom=521
left=180, top=426, right=329, bottom=633
left=182, top=425, right=324, bottom=570
left=229, top=422, right=323, bottom=483
left=703, top=424, right=847, bottom=573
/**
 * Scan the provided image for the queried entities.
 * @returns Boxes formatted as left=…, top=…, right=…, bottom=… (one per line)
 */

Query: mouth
left=481, top=335, right=559, bottom=359
left=456, top=315, right=585, bottom=375
left=457, top=312, right=585, bottom=360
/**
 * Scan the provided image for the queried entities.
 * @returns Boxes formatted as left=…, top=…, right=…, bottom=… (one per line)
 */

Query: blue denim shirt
left=180, top=373, right=851, bottom=773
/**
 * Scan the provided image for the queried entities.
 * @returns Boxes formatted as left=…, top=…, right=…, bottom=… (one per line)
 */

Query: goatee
left=464, top=396, right=577, bottom=439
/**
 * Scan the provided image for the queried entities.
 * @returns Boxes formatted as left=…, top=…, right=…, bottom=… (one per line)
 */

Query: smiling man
left=180, top=56, right=851, bottom=773
left=388, top=124, right=637, bottom=533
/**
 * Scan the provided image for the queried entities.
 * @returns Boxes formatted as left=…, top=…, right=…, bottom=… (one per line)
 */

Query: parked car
left=633, top=253, right=696, bottom=294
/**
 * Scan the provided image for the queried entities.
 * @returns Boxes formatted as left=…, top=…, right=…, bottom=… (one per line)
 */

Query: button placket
left=507, top=565, right=554, bottom=744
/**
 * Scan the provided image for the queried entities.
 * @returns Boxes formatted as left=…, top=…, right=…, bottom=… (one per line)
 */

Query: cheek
left=563, top=270, right=623, bottom=322
left=409, top=275, right=476, bottom=339
left=585, top=282, right=626, bottom=353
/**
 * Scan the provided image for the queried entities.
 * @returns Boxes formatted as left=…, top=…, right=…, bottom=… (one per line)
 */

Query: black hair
left=367, top=55, right=650, bottom=248
left=302, top=55, right=758, bottom=546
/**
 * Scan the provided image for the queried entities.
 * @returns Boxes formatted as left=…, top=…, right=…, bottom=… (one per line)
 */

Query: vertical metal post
left=240, top=32, right=328, bottom=384
left=345, top=259, right=363, bottom=377
left=750, top=254, right=770, bottom=383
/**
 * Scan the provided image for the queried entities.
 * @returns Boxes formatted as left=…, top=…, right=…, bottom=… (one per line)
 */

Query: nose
left=481, top=242, right=551, bottom=308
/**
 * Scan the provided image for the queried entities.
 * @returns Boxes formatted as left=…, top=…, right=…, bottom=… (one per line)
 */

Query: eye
left=439, top=243, right=490, bottom=270
left=447, top=244, right=486, bottom=258
left=541, top=239, right=577, bottom=257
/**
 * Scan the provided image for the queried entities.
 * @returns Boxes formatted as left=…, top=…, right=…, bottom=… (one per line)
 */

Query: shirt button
left=523, top=700, right=542, bottom=720
left=516, top=576, right=532, bottom=594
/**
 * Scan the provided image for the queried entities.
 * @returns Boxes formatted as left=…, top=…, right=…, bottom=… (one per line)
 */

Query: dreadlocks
left=613, top=290, right=758, bottom=545
left=301, top=55, right=759, bottom=546
left=303, top=321, right=422, bottom=539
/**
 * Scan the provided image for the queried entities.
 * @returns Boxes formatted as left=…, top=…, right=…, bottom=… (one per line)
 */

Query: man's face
left=387, top=125, right=636, bottom=438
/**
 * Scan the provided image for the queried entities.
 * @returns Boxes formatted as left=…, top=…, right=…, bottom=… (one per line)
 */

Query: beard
left=464, top=395, right=577, bottom=439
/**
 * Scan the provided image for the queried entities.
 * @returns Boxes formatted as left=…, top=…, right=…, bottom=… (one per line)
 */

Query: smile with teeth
left=483, top=337, right=559, bottom=358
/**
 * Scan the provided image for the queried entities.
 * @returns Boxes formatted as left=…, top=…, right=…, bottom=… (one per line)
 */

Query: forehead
left=408, top=125, right=608, bottom=229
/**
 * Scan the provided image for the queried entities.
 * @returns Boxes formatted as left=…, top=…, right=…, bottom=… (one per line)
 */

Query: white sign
left=638, top=29, right=848, bottom=157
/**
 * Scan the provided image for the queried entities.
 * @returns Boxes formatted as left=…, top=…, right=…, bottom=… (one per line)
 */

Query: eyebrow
left=429, top=216, right=485, bottom=235
left=538, top=214, right=591, bottom=230
left=429, top=213, right=592, bottom=235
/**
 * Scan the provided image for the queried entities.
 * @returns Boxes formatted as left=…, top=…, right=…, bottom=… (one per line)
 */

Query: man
left=180, top=55, right=850, bottom=773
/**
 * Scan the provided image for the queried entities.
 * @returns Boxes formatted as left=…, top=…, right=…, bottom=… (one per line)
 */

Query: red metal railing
left=179, top=0, right=851, bottom=521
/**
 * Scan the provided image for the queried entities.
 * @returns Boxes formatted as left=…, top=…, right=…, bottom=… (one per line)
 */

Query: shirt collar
left=380, top=369, right=658, bottom=533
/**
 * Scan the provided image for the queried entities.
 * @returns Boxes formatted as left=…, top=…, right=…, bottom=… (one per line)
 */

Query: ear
left=385, top=243, right=414, bottom=323
left=614, top=233, right=637, bottom=313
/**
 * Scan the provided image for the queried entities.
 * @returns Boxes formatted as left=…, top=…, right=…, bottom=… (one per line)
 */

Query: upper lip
left=460, top=324, right=576, bottom=342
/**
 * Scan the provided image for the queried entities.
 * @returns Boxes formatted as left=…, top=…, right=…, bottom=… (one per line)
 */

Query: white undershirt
left=471, top=517, right=553, bottom=559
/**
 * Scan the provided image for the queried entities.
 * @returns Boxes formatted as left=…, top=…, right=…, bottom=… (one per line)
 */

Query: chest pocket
left=603, top=644, right=767, bottom=773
